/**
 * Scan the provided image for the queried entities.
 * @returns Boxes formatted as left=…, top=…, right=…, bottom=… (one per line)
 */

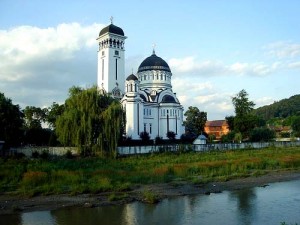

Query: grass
left=0, top=146, right=299, bottom=197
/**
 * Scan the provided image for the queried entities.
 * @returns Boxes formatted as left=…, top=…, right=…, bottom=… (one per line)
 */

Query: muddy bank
left=1, top=170, right=299, bottom=215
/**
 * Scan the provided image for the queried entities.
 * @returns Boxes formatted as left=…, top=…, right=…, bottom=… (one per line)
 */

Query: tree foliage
left=184, top=106, right=207, bottom=135
left=225, top=115, right=235, bottom=131
left=23, top=106, right=47, bottom=129
left=292, top=116, right=300, bottom=137
left=232, top=90, right=259, bottom=138
left=55, top=86, right=124, bottom=157
left=232, top=89, right=255, bottom=116
left=46, top=102, right=64, bottom=129
left=0, top=92, right=24, bottom=147
left=249, top=127, right=275, bottom=142
left=254, top=94, right=300, bottom=121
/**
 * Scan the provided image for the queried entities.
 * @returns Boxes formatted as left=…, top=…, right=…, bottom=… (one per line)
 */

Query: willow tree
left=56, top=86, right=124, bottom=157
left=99, top=101, right=125, bottom=158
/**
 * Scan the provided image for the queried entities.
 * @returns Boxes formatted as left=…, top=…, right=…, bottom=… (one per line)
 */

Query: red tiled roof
left=205, top=120, right=227, bottom=127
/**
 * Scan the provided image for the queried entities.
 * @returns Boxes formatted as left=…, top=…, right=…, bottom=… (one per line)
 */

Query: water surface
left=1, top=179, right=299, bottom=225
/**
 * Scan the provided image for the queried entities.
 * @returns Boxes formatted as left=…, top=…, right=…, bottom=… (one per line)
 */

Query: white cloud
left=168, top=56, right=279, bottom=78
left=0, top=23, right=104, bottom=108
left=264, top=41, right=300, bottom=58
left=288, top=61, right=300, bottom=69
left=255, top=97, right=275, bottom=108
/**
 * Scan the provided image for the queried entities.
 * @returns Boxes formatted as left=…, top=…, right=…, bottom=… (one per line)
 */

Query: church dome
left=126, top=74, right=138, bottom=81
left=138, top=52, right=171, bottom=73
left=99, top=24, right=124, bottom=36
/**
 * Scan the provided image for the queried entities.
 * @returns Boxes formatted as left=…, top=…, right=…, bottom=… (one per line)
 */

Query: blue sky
left=1, top=0, right=300, bottom=120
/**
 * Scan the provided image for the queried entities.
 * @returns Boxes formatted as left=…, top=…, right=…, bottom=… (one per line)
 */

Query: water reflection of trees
left=0, top=214, right=21, bottom=225
left=51, top=206, right=126, bottom=225
left=229, top=188, right=257, bottom=225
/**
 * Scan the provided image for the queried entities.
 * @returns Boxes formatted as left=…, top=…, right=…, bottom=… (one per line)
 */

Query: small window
left=102, top=51, right=105, bottom=56
left=115, top=50, right=119, bottom=56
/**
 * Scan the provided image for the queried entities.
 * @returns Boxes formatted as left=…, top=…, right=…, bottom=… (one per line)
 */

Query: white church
left=97, top=21, right=184, bottom=140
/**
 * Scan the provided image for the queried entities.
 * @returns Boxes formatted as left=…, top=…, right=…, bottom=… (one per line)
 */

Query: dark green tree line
left=0, top=92, right=24, bottom=147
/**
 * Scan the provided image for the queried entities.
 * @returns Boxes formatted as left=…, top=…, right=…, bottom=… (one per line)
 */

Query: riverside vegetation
left=0, top=146, right=299, bottom=197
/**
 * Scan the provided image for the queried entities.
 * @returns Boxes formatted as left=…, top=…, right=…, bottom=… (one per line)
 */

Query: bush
left=250, top=127, right=275, bottom=142
left=139, top=132, right=150, bottom=142
left=167, top=131, right=176, bottom=140
left=32, top=151, right=40, bottom=158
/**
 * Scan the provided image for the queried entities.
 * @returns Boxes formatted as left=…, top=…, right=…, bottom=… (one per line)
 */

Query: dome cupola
left=99, top=23, right=124, bottom=37
left=137, top=50, right=173, bottom=90
left=138, top=51, right=171, bottom=73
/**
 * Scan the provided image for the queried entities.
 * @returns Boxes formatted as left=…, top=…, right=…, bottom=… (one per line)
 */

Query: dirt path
left=1, top=170, right=299, bottom=215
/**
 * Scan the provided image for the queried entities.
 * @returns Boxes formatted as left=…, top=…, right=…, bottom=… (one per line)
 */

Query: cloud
left=264, top=41, right=300, bottom=58
left=171, top=80, right=234, bottom=119
left=169, top=57, right=226, bottom=76
left=255, top=97, right=275, bottom=108
left=0, top=23, right=104, bottom=108
left=168, top=57, right=279, bottom=78
left=288, top=61, right=300, bottom=69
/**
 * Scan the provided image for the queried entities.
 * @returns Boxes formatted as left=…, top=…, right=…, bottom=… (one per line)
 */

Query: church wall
left=124, top=100, right=144, bottom=140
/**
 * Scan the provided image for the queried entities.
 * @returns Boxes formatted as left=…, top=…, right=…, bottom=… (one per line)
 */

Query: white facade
left=98, top=23, right=184, bottom=140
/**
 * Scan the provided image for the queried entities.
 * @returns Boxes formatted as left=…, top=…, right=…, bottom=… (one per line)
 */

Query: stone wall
left=14, top=146, right=77, bottom=157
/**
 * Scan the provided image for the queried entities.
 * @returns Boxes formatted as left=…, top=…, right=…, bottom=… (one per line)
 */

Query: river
left=1, top=179, right=299, bottom=225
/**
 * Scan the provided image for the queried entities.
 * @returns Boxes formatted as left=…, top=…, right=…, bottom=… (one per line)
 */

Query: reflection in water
left=51, top=205, right=126, bottom=225
left=1, top=179, right=300, bottom=225
left=0, top=213, right=21, bottom=225
left=230, top=189, right=257, bottom=225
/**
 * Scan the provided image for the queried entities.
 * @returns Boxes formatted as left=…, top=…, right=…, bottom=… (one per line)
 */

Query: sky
left=1, top=0, right=300, bottom=120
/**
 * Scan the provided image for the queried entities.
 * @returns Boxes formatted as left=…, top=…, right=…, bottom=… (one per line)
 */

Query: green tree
left=184, top=106, right=207, bottom=135
left=232, top=90, right=258, bottom=138
left=0, top=92, right=24, bottom=147
left=46, top=102, right=64, bottom=129
left=232, top=89, right=255, bottom=116
left=23, top=106, right=47, bottom=129
left=291, top=116, right=300, bottom=137
left=23, top=106, right=53, bottom=146
left=250, top=127, right=275, bottom=142
left=55, top=86, right=124, bottom=157
left=225, top=115, right=235, bottom=131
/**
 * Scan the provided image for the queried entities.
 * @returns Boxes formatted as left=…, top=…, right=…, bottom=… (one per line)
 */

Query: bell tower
left=97, top=18, right=127, bottom=98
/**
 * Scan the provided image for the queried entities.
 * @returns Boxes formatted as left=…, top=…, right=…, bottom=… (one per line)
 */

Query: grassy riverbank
left=0, top=146, right=300, bottom=197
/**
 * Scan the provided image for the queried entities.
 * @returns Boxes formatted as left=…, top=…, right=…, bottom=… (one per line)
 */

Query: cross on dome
left=110, top=16, right=114, bottom=24
left=152, top=43, right=156, bottom=55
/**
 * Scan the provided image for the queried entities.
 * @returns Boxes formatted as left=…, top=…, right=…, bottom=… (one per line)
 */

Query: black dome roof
left=161, top=95, right=177, bottom=103
left=138, top=52, right=171, bottom=73
left=99, top=24, right=124, bottom=36
left=126, top=74, right=138, bottom=81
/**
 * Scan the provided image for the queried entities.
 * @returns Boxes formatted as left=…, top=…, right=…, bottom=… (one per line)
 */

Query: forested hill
left=254, top=94, right=300, bottom=120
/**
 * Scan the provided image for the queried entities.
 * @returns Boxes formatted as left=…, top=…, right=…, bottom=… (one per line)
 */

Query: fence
left=11, top=141, right=300, bottom=157
left=117, top=141, right=300, bottom=155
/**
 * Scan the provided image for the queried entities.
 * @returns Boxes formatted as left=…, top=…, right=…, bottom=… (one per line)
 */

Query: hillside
left=254, top=94, right=300, bottom=120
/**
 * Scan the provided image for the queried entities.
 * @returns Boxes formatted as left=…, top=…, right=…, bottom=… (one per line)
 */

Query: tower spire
left=110, top=16, right=114, bottom=24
